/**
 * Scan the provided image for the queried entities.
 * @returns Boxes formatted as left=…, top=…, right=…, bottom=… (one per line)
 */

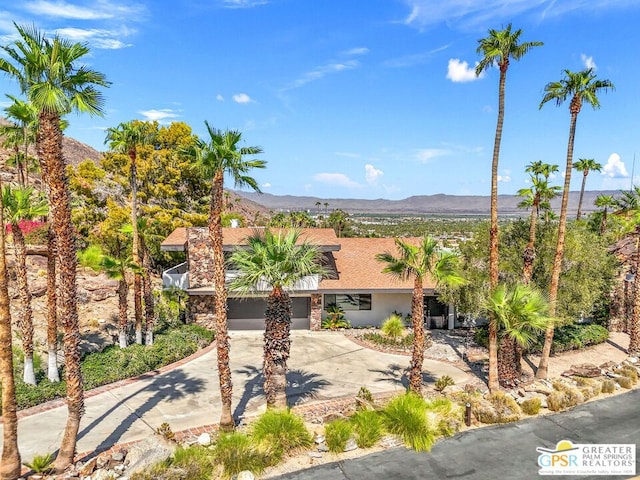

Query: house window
left=324, top=294, right=371, bottom=311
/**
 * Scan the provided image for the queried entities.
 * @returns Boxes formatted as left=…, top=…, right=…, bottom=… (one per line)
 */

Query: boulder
left=237, top=471, right=256, bottom=480
left=523, top=381, right=553, bottom=396
left=124, top=435, right=177, bottom=476
left=197, top=432, right=211, bottom=446
left=78, top=457, right=98, bottom=476
left=561, top=363, right=602, bottom=378
left=344, top=438, right=358, bottom=452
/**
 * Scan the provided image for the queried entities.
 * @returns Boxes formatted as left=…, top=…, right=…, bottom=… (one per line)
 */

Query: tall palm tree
left=536, top=68, right=614, bottom=379
left=3, top=185, right=48, bottom=385
left=2, top=95, right=38, bottom=186
left=230, top=229, right=329, bottom=408
left=0, top=23, right=109, bottom=471
left=573, top=158, right=602, bottom=220
left=46, top=227, right=59, bottom=382
left=475, top=24, right=543, bottom=391
left=487, top=284, right=549, bottom=386
left=518, top=162, right=561, bottom=284
left=105, top=121, right=154, bottom=345
left=184, top=122, right=265, bottom=430
left=0, top=171, right=21, bottom=479
left=595, top=194, right=616, bottom=235
left=376, top=237, right=465, bottom=393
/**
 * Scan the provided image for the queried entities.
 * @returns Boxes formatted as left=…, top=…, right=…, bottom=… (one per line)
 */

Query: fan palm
left=2, top=95, right=38, bottom=186
left=487, top=284, right=549, bottom=386
left=573, top=158, right=602, bottom=220
left=184, top=122, right=265, bottom=430
left=536, top=68, right=614, bottom=379
left=376, top=237, right=465, bottom=393
left=2, top=185, right=48, bottom=385
left=594, top=194, right=616, bottom=235
left=230, top=229, right=328, bottom=408
left=0, top=23, right=109, bottom=471
left=475, top=24, right=543, bottom=391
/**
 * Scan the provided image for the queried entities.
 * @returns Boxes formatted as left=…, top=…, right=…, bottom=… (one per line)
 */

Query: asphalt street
left=274, top=389, right=640, bottom=480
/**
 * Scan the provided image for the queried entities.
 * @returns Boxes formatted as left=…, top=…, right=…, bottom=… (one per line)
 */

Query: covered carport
left=227, top=297, right=311, bottom=330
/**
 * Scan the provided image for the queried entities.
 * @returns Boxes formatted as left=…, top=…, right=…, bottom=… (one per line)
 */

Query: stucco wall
left=321, top=292, right=413, bottom=328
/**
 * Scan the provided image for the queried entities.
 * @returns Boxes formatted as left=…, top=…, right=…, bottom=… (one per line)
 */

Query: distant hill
left=236, top=190, right=620, bottom=217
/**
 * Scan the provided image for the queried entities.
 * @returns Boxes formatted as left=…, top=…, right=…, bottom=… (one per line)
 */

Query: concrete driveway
left=6, top=331, right=470, bottom=461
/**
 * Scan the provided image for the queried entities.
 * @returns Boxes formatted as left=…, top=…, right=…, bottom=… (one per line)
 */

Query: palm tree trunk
left=47, top=227, right=59, bottom=382
left=0, top=177, right=22, bottom=480
left=142, top=249, right=155, bottom=345
left=537, top=109, right=579, bottom=379
left=409, top=277, right=425, bottom=394
left=487, top=67, right=507, bottom=392
left=629, top=227, right=640, bottom=356
left=600, top=208, right=608, bottom=236
left=118, top=278, right=129, bottom=348
left=130, top=152, right=143, bottom=344
left=38, top=111, right=83, bottom=472
left=11, top=224, right=36, bottom=385
left=210, top=172, right=234, bottom=431
left=576, top=171, right=587, bottom=220
left=264, top=286, right=292, bottom=409
left=497, top=336, right=520, bottom=387
left=522, top=200, right=538, bottom=285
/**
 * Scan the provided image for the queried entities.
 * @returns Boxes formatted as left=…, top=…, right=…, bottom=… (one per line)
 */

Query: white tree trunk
left=23, top=356, right=36, bottom=385
left=145, top=330, right=153, bottom=346
left=47, top=349, right=60, bottom=382
left=135, top=327, right=143, bottom=345
left=119, top=331, right=128, bottom=348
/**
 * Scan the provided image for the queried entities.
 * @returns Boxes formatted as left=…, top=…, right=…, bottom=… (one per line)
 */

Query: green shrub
left=601, top=379, right=616, bottom=393
left=251, top=409, right=312, bottom=462
left=381, top=393, right=436, bottom=452
left=212, top=432, right=271, bottom=479
left=520, top=398, right=542, bottom=415
left=614, top=376, right=632, bottom=389
left=425, top=397, right=462, bottom=437
left=356, top=386, right=374, bottom=407
left=350, top=410, right=383, bottom=448
left=474, top=391, right=521, bottom=424
left=24, top=453, right=54, bottom=474
left=168, top=445, right=216, bottom=480
left=381, top=314, right=405, bottom=340
left=322, top=304, right=351, bottom=330
left=360, top=332, right=431, bottom=350
left=434, top=375, right=455, bottom=393
left=156, top=422, right=175, bottom=441
left=325, top=419, right=353, bottom=453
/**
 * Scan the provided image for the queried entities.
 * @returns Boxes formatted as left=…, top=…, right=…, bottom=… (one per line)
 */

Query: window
left=324, top=294, right=371, bottom=311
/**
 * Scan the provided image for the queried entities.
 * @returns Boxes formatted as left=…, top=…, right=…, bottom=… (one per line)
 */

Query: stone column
left=188, top=295, right=217, bottom=330
left=310, top=294, right=322, bottom=331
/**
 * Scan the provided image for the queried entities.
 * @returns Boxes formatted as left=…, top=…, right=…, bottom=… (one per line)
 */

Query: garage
left=227, top=297, right=311, bottom=330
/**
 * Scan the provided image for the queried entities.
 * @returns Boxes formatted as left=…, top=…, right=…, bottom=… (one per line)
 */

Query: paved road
left=274, top=389, right=640, bottom=480
left=5, top=331, right=470, bottom=460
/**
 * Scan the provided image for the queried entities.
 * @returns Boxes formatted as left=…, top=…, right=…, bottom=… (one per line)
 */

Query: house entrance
left=424, top=296, right=448, bottom=329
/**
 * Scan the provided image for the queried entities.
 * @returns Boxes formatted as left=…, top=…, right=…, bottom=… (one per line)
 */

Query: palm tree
left=105, top=121, right=154, bottom=345
left=2, top=95, right=38, bottom=186
left=0, top=168, right=21, bottom=479
left=376, top=237, right=465, bottom=393
left=46, top=227, right=59, bottom=382
left=475, top=24, right=543, bottom=391
left=594, top=194, right=616, bottom=235
left=488, top=284, right=549, bottom=386
left=3, top=185, right=48, bottom=385
left=0, top=23, right=109, bottom=471
left=230, top=229, right=329, bottom=408
left=518, top=162, right=561, bottom=284
left=573, top=158, right=602, bottom=220
left=184, top=122, right=265, bottom=430
left=536, top=68, right=614, bottom=379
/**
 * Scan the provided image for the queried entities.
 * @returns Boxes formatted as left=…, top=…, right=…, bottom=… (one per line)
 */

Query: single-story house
left=160, top=227, right=458, bottom=331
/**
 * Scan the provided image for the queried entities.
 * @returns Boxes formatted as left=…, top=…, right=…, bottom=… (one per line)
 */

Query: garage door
left=227, top=297, right=311, bottom=330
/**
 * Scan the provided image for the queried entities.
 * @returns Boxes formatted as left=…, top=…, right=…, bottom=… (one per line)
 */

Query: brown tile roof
left=161, top=227, right=341, bottom=252
left=319, top=237, right=437, bottom=292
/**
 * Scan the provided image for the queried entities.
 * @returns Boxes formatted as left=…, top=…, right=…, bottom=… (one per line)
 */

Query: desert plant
left=574, top=377, right=602, bottom=400
left=381, top=392, right=436, bottom=452
left=547, top=381, right=585, bottom=412
left=615, top=366, right=639, bottom=384
left=434, top=375, right=455, bottom=393
left=614, top=376, right=632, bottom=389
left=324, top=419, right=353, bottom=453
left=156, top=422, right=175, bottom=441
left=355, top=386, right=375, bottom=411
left=350, top=410, right=384, bottom=448
left=520, top=397, right=542, bottom=415
left=251, top=409, right=312, bottom=462
left=601, top=379, right=616, bottom=393
left=425, top=397, right=462, bottom=437
left=23, top=453, right=54, bottom=474
left=322, top=304, right=350, bottom=330
left=381, top=314, right=405, bottom=340
left=212, top=432, right=272, bottom=479
left=473, top=391, right=521, bottom=424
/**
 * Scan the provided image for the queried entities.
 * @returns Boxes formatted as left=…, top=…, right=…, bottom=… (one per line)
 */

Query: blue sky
left=0, top=0, right=639, bottom=200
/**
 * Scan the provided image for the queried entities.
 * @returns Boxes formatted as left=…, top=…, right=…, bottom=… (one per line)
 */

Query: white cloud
left=262, top=182, right=271, bottom=188
left=383, top=44, right=450, bottom=68
left=343, top=47, right=369, bottom=56
left=216, top=94, right=224, bottom=102
left=365, top=164, right=384, bottom=185
left=138, top=109, right=179, bottom=122
left=602, top=153, right=628, bottom=178
left=581, top=53, right=597, bottom=70
left=24, top=0, right=145, bottom=20
left=497, top=174, right=511, bottom=183
left=285, top=60, right=359, bottom=90
left=221, top=0, right=268, bottom=8
left=232, top=93, right=252, bottom=104
left=314, top=173, right=360, bottom=188
left=482, top=105, right=494, bottom=113
left=447, top=59, right=483, bottom=83
left=335, top=152, right=361, bottom=159
left=54, top=27, right=132, bottom=49
left=415, top=148, right=451, bottom=162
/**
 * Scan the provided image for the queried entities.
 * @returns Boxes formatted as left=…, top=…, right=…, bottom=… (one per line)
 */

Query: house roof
left=160, top=227, right=341, bottom=252
left=318, top=237, right=437, bottom=292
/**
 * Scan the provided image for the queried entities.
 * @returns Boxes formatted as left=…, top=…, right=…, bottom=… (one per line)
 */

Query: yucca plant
left=24, top=453, right=54, bottom=474
left=434, top=375, right=455, bottom=393
left=381, top=392, right=436, bottom=452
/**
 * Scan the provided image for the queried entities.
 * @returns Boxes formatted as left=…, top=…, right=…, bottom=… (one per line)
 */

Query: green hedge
left=474, top=323, right=609, bottom=354
left=9, top=324, right=214, bottom=411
